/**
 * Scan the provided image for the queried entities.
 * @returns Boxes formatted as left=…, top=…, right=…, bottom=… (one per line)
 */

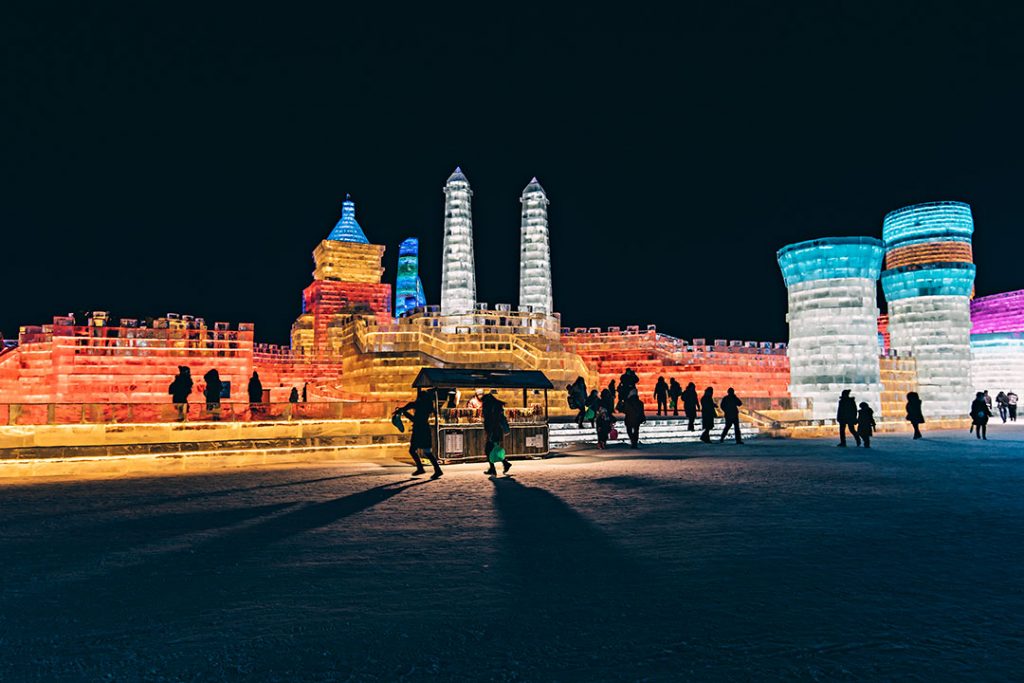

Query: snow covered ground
left=2, top=427, right=1022, bottom=681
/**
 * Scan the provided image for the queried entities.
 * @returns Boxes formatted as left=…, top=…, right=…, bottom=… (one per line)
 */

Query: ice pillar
left=518, top=177, right=553, bottom=315
left=777, top=237, right=886, bottom=419
left=396, top=237, right=426, bottom=317
left=440, top=167, right=477, bottom=316
left=881, top=201, right=976, bottom=417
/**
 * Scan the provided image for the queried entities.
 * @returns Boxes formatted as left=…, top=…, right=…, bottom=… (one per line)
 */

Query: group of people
left=169, top=367, right=309, bottom=421
left=567, top=372, right=745, bottom=449
left=969, top=389, right=1017, bottom=439
left=393, top=387, right=511, bottom=479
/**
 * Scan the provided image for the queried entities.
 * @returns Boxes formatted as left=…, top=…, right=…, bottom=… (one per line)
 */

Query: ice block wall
left=777, top=237, right=886, bottom=419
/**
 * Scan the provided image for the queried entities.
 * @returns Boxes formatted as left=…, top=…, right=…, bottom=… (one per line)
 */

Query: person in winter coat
left=995, top=391, right=1009, bottom=423
left=905, top=391, right=925, bottom=439
left=168, top=366, right=193, bottom=422
left=584, top=389, right=602, bottom=428
left=595, top=404, right=613, bottom=449
left=668, top=378, right=683, bottom=416
left=247, top=371, right=263, bottom=406
left=1008, top=391, right=1019, bottom=421
left=482, top=392, right=511, bottom=476
left=600, top=387, right=615, bottom=416
left=203, top=369, right=223, bottom=420
left=289, top=387, right=299, bottom=403
left=607, top=380, right=617, bottom=415
left=970, top=391, right=993, bottom=440
left=570, top=377, right=588, bottom=429
left=618, top=368, right=639, bottom=409
left=622, top=388, right=646, bottom=448
left=836, top=389, right=860, bottom=447
left=396, top=389, right=443, bottom=478
left=653, top=376, right=670, bottom=416
left=682, top=382, right=699, bottom=431
left=856, top=402, right=876, bottom=448
left=699, top=387, right=717, bottom=443
left=719, top=387, right=743, bottom=444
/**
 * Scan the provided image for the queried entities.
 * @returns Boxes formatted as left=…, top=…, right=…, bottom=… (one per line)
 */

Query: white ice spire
left=440, top=166, right=477, bottom=316
left=519, top=177, right=553, bottom=315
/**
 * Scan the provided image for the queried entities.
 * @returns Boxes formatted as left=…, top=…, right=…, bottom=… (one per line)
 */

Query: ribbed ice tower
left=519, top=177, right=553, bottom=315
left=881, top=201, right=976, bottom=417
left=327, top=194, right=369, bottom=243
left=440, top=167, right=477, bottom=316
left=777, top=237, right=886, bottom=419
left=395, top=237, right=426, bottom=317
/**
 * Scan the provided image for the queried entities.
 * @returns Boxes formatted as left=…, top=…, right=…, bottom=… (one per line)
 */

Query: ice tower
left=519, top=177, right=553, bottom=315
left=291, top=195, right=391, bottom=356
left=777, top=237, right=886, bottom=419
left=396, top=237, right=426, bottom=317
left=440, top=167, right=477, bottom=316
left=881, top=201, right=976, bottom=417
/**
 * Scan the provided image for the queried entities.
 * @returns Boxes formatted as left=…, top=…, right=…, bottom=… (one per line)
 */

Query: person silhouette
left=247, top=371, right=263, bottom=405
left=396, top=389, right=443, bottom=478
left=857, top=402, right=876, bottom=448
left=719, top=387, right=743, bottom=444
left=905, top=391, right=924, bottom=439
left=168, top=366, right=193, bottom=422
left=482, top=391, right=511, bottom=476
left=836, top=389, right=860, bottom=447
left=203, top=369, right=223, bottom=421
left=622, top=388, right=646, bottom=448
left=653, top=376, right=669, bottom=416
left=970, top=391, right=992, bottom=440
left=682, top=382, right=699, bottom=431
left=668, top=378, right=683, bottom=416
left=699, top=387, right=717, bottom=443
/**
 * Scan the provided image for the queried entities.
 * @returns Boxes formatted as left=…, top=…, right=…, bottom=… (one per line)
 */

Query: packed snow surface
left=2, top=429, right=1022, bottom=681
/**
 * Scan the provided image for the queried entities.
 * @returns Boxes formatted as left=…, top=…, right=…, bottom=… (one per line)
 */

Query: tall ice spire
left=440, top=167, right=477, bottom=315
left=518, top=177, right=553, bottom=314
left=396, top=237, right=426, bottom=317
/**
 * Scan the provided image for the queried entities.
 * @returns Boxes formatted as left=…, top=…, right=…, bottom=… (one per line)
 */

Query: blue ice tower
left=396, top=237, right=426, bottom=317
left=327, top=194, right=370, bottom=243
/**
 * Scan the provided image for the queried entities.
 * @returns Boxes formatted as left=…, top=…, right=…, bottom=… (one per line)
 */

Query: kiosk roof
left=412, top=368, right=554, bottom=390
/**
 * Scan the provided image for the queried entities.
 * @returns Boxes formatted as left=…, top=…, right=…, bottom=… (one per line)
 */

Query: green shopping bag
left=584, top=407, right=595, bottom=421
left=488, top=444, right=506, bottom=463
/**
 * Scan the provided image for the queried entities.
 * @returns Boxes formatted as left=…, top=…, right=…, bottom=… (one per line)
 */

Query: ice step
left=548, top=418, right=759, bottom=448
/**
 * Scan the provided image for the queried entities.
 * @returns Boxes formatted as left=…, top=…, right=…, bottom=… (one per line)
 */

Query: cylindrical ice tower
left=880, top=201, right=976, bottom=417
left=777, top=237, right=886, bottom=419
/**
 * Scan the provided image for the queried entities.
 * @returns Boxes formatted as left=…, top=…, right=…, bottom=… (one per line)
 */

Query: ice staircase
left=548, top=416, right=763, bottom=449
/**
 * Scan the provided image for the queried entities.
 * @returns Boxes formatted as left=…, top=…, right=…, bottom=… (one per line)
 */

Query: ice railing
left=560, top=325, right=789, bottom=356
left=0, top=400, right=396, bottom=426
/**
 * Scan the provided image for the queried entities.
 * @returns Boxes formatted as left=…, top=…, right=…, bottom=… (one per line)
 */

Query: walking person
left=653, top=376, right=669, bottom=416
left=395, top=389, right=443, bottom=478
left=203, top=369, right=223, bottom=421
left=905, top=391, right=925, bottom=439
left=482, top=391, right=511, bottom=476
left=857, top=402, right=876, bottom=448
left=682, top=382, right=699, bottom=431
left=699, top=387, right=717, bottom=443
left=247, top=371, right=263, bottom=415
left=996, top=391, right=1009, bottom=423
left=622, top=388, right=646, bottom=448
left=668, top=378, right=683, bottom=416
left=584, top=389, right=602, bottom=428
left=970, top=392, right=993, bottom=440
left=1008, top=391, right=1019, bottom=421
left=570, top=376, right=588, bottom=429
left=595, top=403, right=613, bottom=449
left=719, top=387, right=743, bottom=444
left=302, top=382, right=308, bottom=403
left=289, top=387, right=299, bottom=403
left=600, top=386, right=615, bottom=416
left=836, top=389, right=861, bottom=447
left=168, top=366, right=193, bottom=422
left=607, top=380, right=617, bottom=415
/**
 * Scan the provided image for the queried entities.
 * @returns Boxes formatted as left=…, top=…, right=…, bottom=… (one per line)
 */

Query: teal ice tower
left=396, top=237, right=426, bottom=317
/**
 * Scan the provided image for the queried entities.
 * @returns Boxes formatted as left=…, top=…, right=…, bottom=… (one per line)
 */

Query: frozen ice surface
left=2, top=429, right=1023, bottom=681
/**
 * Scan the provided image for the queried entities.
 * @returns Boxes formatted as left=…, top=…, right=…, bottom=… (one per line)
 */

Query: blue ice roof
left=327, top=194, right=369, bottom=243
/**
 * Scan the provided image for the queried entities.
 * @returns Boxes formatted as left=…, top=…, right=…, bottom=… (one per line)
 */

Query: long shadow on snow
left=5, top=479, right=427, bottom=631
left=491, top=477, right=675, bottom=645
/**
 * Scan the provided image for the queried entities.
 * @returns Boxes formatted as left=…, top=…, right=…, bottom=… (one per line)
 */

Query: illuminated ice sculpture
left=777, top=237, right=886, bottom=419
left=971, top=333, right=1024, bottom=395
left=440, top=167, right=477, bottom=316
left=519, top=177, right=553, bottom=315
left=396, top=237, right=426, bottom=317
left=881, top=202, right=976, bottom=417
left=327, top=194, right=369, bottom=243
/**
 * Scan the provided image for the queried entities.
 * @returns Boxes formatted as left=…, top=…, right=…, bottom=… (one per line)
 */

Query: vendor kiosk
left=411, top=368, right=553, bottom=463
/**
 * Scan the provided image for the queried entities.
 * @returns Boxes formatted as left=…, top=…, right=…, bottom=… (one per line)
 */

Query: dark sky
left=3, top=4, right=1023, bottom=344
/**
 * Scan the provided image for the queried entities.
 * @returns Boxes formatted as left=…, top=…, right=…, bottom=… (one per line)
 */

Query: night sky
left=4, top=4, right=1023, bottom=344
